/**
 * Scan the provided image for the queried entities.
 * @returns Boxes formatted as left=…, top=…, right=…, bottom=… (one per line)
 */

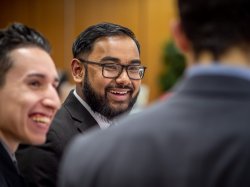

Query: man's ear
left=71, top=58, right=85, bottom=83
left=171, top=20, right=190, bottom=53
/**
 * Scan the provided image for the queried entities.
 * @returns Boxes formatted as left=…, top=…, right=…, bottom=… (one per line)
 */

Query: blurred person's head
left=71, top=22, right=146, bottom=120
left=0, top=23, right=61, bottom=152
left=173, top=0, right=250, bottom=64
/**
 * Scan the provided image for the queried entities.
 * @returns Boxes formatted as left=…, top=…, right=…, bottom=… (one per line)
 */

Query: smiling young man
left=0, top=23, right=61, bottom=187
left=16, top=22, right=146, bottom=187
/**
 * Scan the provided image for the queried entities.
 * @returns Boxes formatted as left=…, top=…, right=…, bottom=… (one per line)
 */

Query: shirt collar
left=186, top=63, right=250, bottom=81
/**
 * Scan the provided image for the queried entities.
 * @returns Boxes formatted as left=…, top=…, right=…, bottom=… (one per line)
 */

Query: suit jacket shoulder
left=59, top=75, right=250, bottom=187
left=0, top=143, right=25, bottom=187
left=49, top=90, right=98, bottom=151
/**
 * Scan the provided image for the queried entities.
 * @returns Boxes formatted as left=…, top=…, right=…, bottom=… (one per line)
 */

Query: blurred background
left=0, top=0, right=185, bottom=105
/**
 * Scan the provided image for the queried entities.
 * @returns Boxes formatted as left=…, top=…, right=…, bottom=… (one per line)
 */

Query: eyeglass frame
left=77, top=58, right=146, bottom=80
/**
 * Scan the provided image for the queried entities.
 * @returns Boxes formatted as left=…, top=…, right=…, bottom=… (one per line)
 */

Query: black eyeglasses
left=77, top=58, right=146, bottom=80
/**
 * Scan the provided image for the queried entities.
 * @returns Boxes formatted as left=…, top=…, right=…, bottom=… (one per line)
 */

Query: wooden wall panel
left=0, top=0, right=31, bottom=26
left=146, top=0, right=176, bottom=101
left=0, top=0, right=177, bottom=103
left=0, top=0, right=65, bottom=70
left=27, top=1, right=65, bottom=70
left=74, top=0, right=140, bottom=33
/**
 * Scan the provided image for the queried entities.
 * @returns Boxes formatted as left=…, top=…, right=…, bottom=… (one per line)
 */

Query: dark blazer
left=59, top=75, right=250, bottom=187
left=16, top=90, right=99, bottom=187
left=0, top=143, right=25, bottom=187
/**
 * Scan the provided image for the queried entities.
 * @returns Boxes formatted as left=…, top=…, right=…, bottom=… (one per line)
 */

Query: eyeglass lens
left=103, top=64, right=144, bottom=79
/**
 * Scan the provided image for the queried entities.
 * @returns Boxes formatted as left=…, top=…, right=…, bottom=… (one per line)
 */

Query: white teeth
left=110, top=90, right=127, bottom=95
left=31, top=116, right=50, bottom=124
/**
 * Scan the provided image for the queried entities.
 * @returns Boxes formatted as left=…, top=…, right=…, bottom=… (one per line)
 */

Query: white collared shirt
left=73, top=90, right=111, bottom=129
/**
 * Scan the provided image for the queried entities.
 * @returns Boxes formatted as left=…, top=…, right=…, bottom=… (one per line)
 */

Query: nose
left=42, top=85, right=61, bottom=111
left=115, top=68, right=131, bottom=86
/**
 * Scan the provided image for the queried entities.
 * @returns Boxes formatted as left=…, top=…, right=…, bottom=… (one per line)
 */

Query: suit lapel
left=62, top=90, right=99, bottom=133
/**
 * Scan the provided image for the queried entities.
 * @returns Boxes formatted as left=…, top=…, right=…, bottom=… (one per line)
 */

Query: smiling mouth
left=31, top=116, right=51, bottom=124
left=108, top=86, right=133, bottom=94
left=107, top=89, right=133, bottom=103
left=29, top=114, right=52, bottom=125
left=110, top=90, right=129, bottom=95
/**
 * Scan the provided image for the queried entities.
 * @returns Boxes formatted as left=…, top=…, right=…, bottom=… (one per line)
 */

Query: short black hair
left=0, top=22, right=51, bottom=86
left=178, top=0, right=250, bottom=59
left=72, top=22, right=140, bottom=58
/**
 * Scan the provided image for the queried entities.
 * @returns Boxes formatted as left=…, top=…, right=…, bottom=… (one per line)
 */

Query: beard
left=82, top=70, right=139, bottom=120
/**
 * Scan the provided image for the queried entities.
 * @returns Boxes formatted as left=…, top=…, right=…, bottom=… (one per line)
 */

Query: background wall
left=0, top=0, right=177, bottom=103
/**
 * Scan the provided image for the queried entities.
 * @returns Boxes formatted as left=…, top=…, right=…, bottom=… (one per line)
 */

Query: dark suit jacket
left=16, top=90, right=99, bottom=187
left=0, top=143, right=25, bottom=187
left=59, top=75, right=250, bottom=187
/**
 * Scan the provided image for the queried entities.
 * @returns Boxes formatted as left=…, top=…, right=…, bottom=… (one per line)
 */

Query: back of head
left=0, top=22, right=51, bottom=86
left=72, top=22, right=140, bottom=58
left=177, top=0, right=250, bottom=59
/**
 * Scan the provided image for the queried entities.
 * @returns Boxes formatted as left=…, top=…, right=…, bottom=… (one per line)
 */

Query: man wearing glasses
left=16, top=22, right=146, bottom=187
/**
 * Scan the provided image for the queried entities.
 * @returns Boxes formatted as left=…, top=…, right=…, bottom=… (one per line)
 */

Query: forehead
left=89, top=35, right=140, bottom=60
left=6, top=47, right=58, bottom=80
